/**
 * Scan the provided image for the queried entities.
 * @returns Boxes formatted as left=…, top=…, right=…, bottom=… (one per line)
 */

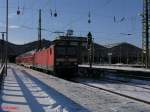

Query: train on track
left=16, top=36, right=87, bottom=78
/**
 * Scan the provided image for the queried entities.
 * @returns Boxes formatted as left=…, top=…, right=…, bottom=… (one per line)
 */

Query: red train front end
left=54, top=44, right=78, bottom=78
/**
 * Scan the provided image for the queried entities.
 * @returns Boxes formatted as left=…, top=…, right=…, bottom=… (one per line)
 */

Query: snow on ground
left=79, top=65, right=150, bottom=73
left=0, top=66, right=88, bottom=112
left=0, top=64, right=150, bottom=112
left=105, top=74, right=150, bottom=89
left=77, top=77, right=150, bottom=104
left=17, top=65, right=150, bottom=112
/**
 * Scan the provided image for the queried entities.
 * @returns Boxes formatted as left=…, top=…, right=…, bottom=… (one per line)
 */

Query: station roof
left=103, top=42, right=125, bottom=48
left=103, top=42, right=141, bottom=49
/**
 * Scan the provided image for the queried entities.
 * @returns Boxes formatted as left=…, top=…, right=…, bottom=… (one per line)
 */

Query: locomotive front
left=54, top=38, right=79, bottom=78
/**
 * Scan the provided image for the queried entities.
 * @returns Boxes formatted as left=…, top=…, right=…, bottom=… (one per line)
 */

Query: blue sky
left=0, top=0, right=142, bottom=47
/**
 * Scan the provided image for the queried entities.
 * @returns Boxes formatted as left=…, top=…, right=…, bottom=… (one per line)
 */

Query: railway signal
left=87, top=32, right=93, bottom=69
left=87, top=32, right=92, bottom=49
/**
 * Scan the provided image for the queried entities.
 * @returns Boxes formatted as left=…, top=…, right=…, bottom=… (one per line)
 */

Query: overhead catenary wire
left=0, top=0, right=139, bottom=44
left=88, top=0, right=92, bottom=24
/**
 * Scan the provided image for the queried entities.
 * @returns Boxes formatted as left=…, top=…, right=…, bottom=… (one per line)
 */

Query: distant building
left=104, top=42, right=142, bottom=64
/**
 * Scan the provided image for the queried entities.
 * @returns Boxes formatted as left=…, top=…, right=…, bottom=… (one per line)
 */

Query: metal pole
left=120, top=46, right=122, bottom=63
left=0, top=32, right=6, bottom=66
left=92, top=38, right=94, bottom=64
left=6, top=0, right=8, bottom=75
left=127, top=48, right=129, bottom=64
left=109, top=55, right=111, bottom=64
left=145, top=0, right=149, bottom=68
left=89, top=42, right=93, bottom=68
left=38, top=9, right=42, bottom=51
left=87, top=32, right=93, bottom=69
left=1, top=33, right=4, bottom=67
left=0, top=34, right=2, bottom=67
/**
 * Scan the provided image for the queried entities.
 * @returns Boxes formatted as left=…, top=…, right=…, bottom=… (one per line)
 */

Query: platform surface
left=0, top=64, right=150, bottom=112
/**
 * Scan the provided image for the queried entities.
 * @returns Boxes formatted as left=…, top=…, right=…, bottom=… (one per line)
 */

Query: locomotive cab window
left=56, top=46, right=77, bottom=56
left=56, top=47, right=66, bottom=56
left=66, top=47, right=77, bottom=56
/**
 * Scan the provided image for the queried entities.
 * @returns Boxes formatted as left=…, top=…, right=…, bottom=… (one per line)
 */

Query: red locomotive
left=16, top=36, right=87, bottom=78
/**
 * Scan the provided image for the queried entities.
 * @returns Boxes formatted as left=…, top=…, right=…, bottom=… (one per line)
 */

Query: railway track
left=106, top=73, right=150, bottom=80
left=74, top=80, right=150, bottom=105
left=104, top=78, right=150, bottom=90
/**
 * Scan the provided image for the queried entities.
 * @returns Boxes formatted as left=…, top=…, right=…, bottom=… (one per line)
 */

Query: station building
left=104, top=42, right=142, bottom=64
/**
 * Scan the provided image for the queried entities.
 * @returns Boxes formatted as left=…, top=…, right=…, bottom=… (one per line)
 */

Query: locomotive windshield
left=66, top=47, right=77, bottom=55
left=56, top=46, right=77, bottom=56
left=56, top=47, right=66, bottom=55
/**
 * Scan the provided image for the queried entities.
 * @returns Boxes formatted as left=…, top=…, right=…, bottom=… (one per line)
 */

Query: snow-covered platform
left=0, top=64, right=150, bottom=112
left=79, top=64, right=150, bottom=73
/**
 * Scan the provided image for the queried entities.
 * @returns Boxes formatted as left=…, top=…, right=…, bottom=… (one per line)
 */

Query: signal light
left=87, top=32, right=92, bottom=49
left=54, top=10, right=57, bottom=17
left=88, top=19, right=91, bottom=24
left=54, top=12, right=57, bottom=17
left=17, top=7, right=21, bottom=15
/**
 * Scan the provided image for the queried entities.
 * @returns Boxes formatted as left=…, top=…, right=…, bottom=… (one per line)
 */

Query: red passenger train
left=16, top=36, right=87, bottom=78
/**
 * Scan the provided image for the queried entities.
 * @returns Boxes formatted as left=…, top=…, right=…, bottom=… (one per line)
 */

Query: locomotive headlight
left=56, top=62, right=62, bottom=66
left=75, top=62, right=78, bottom=65
left=73, top=62, right=78, bottom=65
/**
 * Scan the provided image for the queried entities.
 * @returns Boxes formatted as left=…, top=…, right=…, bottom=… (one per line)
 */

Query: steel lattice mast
left=143, top=0, right=150, bottom=68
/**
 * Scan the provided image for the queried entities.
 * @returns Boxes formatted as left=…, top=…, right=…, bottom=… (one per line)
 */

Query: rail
left=75, top=81, right=150, bottom=105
